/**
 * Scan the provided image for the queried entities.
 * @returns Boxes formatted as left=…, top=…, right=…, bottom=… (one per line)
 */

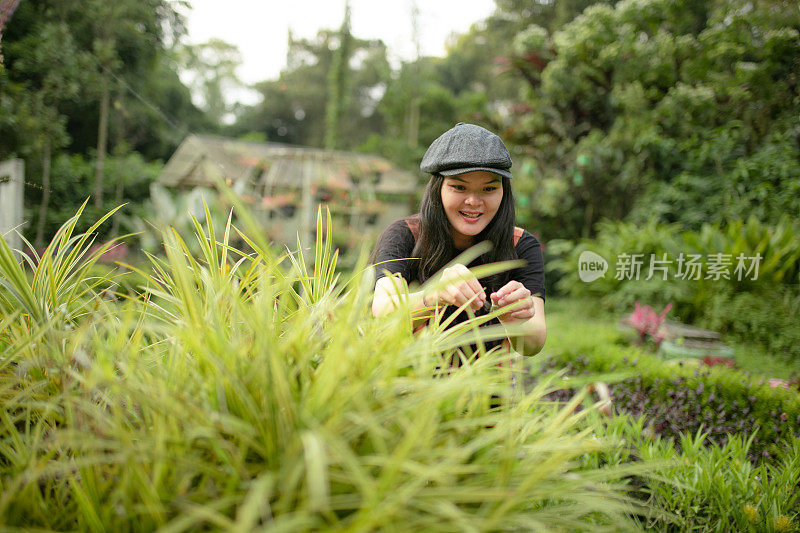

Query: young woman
left=371, top=123, right=546, bottom=355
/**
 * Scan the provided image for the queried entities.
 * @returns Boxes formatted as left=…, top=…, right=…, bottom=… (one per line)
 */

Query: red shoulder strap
left=404, top=215, right=421, bottom=241
left=406, top=216, right=525, bottom=247
left=513, top=227, right=524, bottom=246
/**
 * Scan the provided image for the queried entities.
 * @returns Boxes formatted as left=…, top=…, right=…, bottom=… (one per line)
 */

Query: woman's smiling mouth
left=459, top=211, right=483, bottom=221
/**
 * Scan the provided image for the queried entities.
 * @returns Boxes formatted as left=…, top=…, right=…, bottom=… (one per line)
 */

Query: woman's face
left=440, top=170, right=503, bottom=249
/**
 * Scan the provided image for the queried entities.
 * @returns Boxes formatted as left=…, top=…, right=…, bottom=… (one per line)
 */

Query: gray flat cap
left=420, top=122, right=513, bottom=179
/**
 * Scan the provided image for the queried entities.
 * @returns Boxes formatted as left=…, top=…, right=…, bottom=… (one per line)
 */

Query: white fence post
left=0, top=158, right=25, bottom=258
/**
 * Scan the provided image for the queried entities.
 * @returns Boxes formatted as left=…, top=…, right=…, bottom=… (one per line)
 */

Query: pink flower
left=768, top=379, right=790, bottom=390
left=624, top=301, right=673, bottom=347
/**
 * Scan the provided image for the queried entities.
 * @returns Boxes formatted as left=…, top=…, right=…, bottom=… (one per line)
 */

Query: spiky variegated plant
left=0, top=201, right=658, bottom=531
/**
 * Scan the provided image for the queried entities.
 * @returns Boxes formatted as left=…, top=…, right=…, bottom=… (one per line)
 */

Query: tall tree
left=505, top=0, right=800, bottom=237
left=1, top=0, right=206, bottom=243
left=0, top=0, right=22, bottom=69
left=60, top=0, right=193, bottom=158
left=405, top=0, right=421, bottom=148
left=7, top=21, right=84, bottom=247
left=325, top=1, right=352, bottom=150
left=178, top=38, right=243, bottom=126
left=233, top=28, right=389, bottom=150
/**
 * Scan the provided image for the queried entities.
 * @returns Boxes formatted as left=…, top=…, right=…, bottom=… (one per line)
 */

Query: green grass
left=542, top=297, right=800, bottom=380
left=727, top=339, right=800, bottom=382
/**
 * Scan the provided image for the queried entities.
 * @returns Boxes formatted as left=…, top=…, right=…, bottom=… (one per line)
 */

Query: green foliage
left=232, top=29, right=390, bottom=150
left=121, top=184, right=228, bottom=254
left=703, top=288, right=800, bottom=361
left=0, top=207, right=653, bottom=530
left=2, top=0, right=204, bottom=161
left=541, top=299, right=800, bottom=531
left=324, top=2, right=352, bottom=151
left=494, top=0, right=616, bottom=35
left=24, top=152, right=162, bottom=243
left=361, top=56, right=490, bottom=171
left=640, top=431, right=800, bottom=532
left=0, top=0, right=210, bottom=247
left=598, top=416, right=800, bottom=532
left=541, top=313, right=800, bottom=460
left=0, top=200, right=123, bottom=328
left=507, top=0, right=800, bottom=238
left=177, top=38, right=243, bottom=127
left=548, top=216, right=800, bottom=358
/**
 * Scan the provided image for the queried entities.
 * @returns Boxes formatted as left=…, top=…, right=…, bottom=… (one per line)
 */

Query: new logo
left=578, top=251, right=608, bottom=282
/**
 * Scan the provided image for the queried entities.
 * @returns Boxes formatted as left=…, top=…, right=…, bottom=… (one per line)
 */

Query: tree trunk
left=407, top=1, right=421, bottom=148
left=110, top=178, right=124, bottom=235
left=94, top=70, right=109, bottom=208
left=582, top=202, right=594, bottom=238
left=406, top=97, right=420, bottom=147
left=110, top=85, right=127, bottom=236
left=324, top=1, right=351, bottom=151
left=35, top=136, right=51, bottom=250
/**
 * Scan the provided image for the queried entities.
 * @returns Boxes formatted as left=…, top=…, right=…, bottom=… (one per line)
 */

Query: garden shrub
left=0, top=205, right=655, bottom=530
left=702, top=287, right=800, bottom=361
left=638, top=431, right=800, bottom=532
left=507, top=0, right=800, bottom=241
left=547, top=215, right=800, bottom=359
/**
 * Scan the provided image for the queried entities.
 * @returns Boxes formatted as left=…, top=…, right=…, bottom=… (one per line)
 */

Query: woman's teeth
left=460, top=212, right=481, bottom=219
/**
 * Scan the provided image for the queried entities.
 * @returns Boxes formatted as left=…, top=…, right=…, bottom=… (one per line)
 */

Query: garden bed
left=533, top=299, right=800, bottom=530
left=539, top=353, right=799, bottom=461
left=538, top=299, right=800, bottom=459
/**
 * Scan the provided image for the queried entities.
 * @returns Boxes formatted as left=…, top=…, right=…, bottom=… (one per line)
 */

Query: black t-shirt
left=372, top=216, right=545, bottom=344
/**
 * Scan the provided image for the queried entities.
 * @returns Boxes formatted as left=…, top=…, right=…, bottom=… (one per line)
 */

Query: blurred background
left=1, top=0, right=799, bottom=362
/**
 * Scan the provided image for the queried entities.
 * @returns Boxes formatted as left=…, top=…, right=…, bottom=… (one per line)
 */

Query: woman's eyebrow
left=448, top=177, right=501, bottom=184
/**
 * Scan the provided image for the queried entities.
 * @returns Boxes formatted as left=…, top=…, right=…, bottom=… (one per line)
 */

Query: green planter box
left=659, top=339, right=735, bottom=360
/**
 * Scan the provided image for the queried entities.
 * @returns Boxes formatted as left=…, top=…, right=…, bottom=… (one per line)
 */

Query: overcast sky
left=181, top=0, right=496, bottom=104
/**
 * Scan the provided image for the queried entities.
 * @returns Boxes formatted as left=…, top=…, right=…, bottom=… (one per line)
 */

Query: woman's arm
left=372, top=264, right=486, bottom=319
left=511, top=296, right=546, bottom=355
left=372, top=275, right=428, bottom=318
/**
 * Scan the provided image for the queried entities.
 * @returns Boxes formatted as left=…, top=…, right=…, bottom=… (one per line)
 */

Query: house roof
left=158, top=135, right=419, bottom=196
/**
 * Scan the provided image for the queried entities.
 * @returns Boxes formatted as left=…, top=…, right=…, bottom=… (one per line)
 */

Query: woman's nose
left=465, top=194, right=481, bottom=205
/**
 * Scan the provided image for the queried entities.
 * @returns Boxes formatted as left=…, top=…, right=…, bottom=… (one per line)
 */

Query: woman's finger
left=441, top=265, right=484, bottom=305
left=462, top=274, right=485, bottom=304
left=453, top=283, right=483, bottom=310
left=492, top=280, right=522, bottom=302
left=497, top=286, right=531, bottom=307
left=444, top=286, right=469, bottom=308
left=510, top=307, right=535, bottom=320
left=449, top=266, right=484, bottom=304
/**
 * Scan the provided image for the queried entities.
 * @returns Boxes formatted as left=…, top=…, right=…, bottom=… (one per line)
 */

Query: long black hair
left=411, top=173, right=517, bottom=293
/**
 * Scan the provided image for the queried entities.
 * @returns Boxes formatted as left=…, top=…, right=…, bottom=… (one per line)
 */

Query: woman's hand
left=425, top=263, right=486, bottom=311
left=490, top=281, right=535, bottom=323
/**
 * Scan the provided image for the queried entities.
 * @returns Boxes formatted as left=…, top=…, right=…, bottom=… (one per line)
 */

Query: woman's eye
left=484, top=187, right=498, bottom=192
left=451, top=185, right=465, bottom=191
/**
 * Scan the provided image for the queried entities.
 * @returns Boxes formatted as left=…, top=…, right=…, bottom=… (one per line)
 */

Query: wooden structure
left=158, top=135, right=418, bottom=251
